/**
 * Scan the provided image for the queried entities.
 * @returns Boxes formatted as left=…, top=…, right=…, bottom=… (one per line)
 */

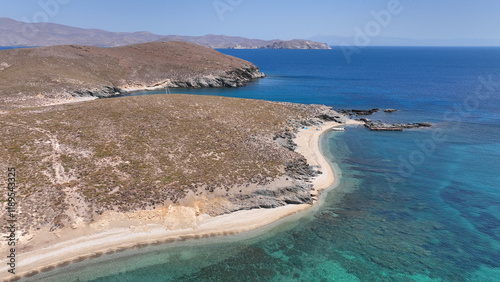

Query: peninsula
left=0, top=41, right=264, bottom=110
left=0, top=42, right=355, bottom=280
left=0, top=94, right=355, bottom=280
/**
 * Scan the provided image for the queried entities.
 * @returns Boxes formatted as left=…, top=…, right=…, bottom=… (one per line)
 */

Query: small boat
left=331, top=127, right=345, bottom=131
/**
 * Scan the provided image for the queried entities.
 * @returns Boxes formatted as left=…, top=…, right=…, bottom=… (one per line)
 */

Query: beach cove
left=1, top=115, right=360, bottom=281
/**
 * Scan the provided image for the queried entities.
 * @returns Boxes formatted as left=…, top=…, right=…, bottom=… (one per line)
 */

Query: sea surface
left=22, top=47, right=500, bottom=281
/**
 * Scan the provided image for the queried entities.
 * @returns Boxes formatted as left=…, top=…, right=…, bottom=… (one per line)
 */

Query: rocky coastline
left=54, top=99, right=339, bottom=219
left=202, top=107, right=346, bottom=215
left=0, top=42, right=267, bottom=110
left=73, top=66, right=265, bottom=99
left=364, top=121, right=432, bottom=131
left=339, top=108, right=432, bottom=131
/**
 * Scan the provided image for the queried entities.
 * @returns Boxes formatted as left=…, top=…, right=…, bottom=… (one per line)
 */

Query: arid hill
left=0, top=94, right=338, bottom=235
left=0, top=41, right=264, bottom=109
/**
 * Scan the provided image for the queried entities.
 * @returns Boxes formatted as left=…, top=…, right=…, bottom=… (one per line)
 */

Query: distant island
left=0, top=17, right=331, bottom=49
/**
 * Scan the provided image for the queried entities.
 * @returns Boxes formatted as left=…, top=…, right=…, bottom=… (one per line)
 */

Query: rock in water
left=384, top=109, right=398, bottom=113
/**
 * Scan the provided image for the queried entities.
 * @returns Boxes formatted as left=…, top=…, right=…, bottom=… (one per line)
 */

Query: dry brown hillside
left=0, top=94, right=338, bottom=235
left=0, top=42, right=264, bottom=110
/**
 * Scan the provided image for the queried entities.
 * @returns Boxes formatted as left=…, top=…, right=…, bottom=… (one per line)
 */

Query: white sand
left=294, top=121, right=338, bottom=198
left=0, top=120, right=357, bottom=280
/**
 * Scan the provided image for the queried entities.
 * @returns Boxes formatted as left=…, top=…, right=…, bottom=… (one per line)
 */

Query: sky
left=1, top=0, right=500, bottom=46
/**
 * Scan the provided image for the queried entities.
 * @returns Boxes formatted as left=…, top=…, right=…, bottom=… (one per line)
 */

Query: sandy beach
left=0, top=120, right=356, bottom=281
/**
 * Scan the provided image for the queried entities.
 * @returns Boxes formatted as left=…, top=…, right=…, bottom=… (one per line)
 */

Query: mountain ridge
left=0, top=17, right=331, bottom=49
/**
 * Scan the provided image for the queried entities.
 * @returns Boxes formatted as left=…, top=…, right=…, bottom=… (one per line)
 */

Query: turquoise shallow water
left=24, top=48, right=500, bottom=281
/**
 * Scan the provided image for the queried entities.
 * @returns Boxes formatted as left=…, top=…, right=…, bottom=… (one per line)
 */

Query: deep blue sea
left=24, top=47, right=500, bottom=281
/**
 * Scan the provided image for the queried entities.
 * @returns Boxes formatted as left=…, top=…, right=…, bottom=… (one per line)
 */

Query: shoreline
left=0, top=120, right=357, bottom=281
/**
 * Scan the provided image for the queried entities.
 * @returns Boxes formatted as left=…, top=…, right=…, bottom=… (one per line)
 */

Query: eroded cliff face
left=164, top=66, right=265, bottom=88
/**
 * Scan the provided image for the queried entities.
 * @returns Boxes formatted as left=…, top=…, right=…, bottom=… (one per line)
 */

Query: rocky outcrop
left=231, top=182, right=314, bottom=211
left=273, top=130, right=297, bottom=151
left=73, top=86, right=122, bottom=98
left=363, top=121, right=433, bottom=131
left=166, top=66, right=265, bottom=88
left=225, top=156, right=321, bottom=212
left=285, top=158, right=321, bottom=181
left=317, top=113, right=344, bottom=123
left=340, top=108, right=380, bottom=116
left=336, top=108, right=432, bottom=131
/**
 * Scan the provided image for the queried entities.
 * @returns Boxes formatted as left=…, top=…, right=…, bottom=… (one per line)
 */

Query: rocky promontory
left=0, top=41, right=265, bottom=109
